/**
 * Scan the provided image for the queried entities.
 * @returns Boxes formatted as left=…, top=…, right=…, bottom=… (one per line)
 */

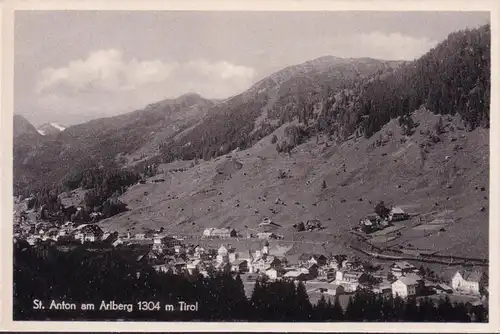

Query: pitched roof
left=391, top=207, right=405, bottom=214
left=403, top=273, right=423, bottom=281
left=437, top=283, right=453, bottom=291
left=396, top=276, right=420, bottom=286
left=392, top=261, right=415, bottom=270
left=462, top=270, right=485, bottom=282
left=344, top=271, right=364, bottom=279
left=284, top=270, right=308, bottom=277
left=299, top=253, right=326, bottom=261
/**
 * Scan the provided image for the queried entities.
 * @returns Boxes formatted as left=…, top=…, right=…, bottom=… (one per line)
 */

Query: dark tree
left=375, top=201, right=390, bottom=219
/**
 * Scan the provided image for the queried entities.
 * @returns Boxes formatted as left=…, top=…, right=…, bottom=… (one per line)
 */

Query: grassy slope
left=98, top=109, right=488, bottom=259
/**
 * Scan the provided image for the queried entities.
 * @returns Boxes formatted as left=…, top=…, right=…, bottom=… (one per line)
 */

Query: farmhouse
left=73, top=224, right=103, bottom=243
left=256, top=232, right=278, bottom=240
left=451, top=270, right=488, bottom=296
left=389, top=207, right=409, bottom=222
left=299, top=253, right=328, bottom=267
left=265, top=267, right=284, bottom=280
left=202, top=228, right=237, bottom=239
left=328, top=258, right=340, bottom=270
left=152, top=234, right=180, bottom=252
left=284, top=269, right=310, bottom=281
left=335, top=270, right=369, bottom=291
left=360, top=214, right=381, bottom=226
left=359, top=214, right=385, bottom=232
left=251, top=255, right=283, bottom=273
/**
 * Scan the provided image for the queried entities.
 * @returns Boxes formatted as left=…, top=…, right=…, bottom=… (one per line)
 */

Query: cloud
left=32, top=49, right=256, bottom=124
left=36, top=49, right=173, bottom=94
left=35, top=49, right=255, bottom=95
left=355, top=31, right=438, bottom=60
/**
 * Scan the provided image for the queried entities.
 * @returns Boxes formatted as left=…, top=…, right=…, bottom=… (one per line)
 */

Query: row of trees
left=13, top=243, right=487, bottom=322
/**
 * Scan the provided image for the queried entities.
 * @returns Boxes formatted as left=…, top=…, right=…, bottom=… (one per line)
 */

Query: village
left=13, top=198, right=488, bottom=312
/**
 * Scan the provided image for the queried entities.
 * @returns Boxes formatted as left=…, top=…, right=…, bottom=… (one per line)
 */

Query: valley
left=12, top=23, right=491, bottom=321
left=96, top=108, right=488, bottom=263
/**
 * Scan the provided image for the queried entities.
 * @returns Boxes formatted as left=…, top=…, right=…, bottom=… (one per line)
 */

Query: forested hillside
left=159, top=25, right=490, bottom=163
left=13, top=94, right=214, bottom=196
left=13, top=25, right=490, bottom=230
left=354, top=24, right=490, bottom=138
left=159, top=57, right=401, bottom=161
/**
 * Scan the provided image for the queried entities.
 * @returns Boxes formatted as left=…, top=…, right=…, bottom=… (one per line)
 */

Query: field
left=97, top=109, right=489, bottom=262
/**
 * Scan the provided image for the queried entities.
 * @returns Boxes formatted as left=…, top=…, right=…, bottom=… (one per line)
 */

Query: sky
left=14, top=11, right=490, bottom=127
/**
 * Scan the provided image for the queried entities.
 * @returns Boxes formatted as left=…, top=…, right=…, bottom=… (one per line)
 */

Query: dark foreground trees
left=13, top=243, right=487, bottom=322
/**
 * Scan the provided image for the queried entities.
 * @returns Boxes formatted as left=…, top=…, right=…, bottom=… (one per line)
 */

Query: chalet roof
left=299, top=253, right=327, bottom=261
left=459, top=270, right=485, bottom=283
left=155, top=234, right=175, bottom=240
left=391, top=207, right=405, bottom=214
left=76, top=224, right=103, bottom=234
left=392, top=261, right=415, bottom=270
left=396, top=276, right=420, bottom=286
left=403, top=273, right=423, bottom=281
left=344, top=271, right=364, bottom=278
left=437, top=283, right=453, bottom=291
left=174, top=259, right=186, bottom=266
left=284, top=270, right=308, bottom=277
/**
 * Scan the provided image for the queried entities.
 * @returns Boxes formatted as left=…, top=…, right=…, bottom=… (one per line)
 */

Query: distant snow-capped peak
left=36, top=122, right=66, bottom=136
left=50, top=122, right=66, bottom=131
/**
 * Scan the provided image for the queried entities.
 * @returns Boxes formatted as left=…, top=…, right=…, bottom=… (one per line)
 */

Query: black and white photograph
left=2, top=1, right=497, bottom=331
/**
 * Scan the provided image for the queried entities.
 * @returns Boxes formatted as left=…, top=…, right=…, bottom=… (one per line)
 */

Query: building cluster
left=357, top=207, right=409, bottom=233
left=13, top=206, right=488, bottom=306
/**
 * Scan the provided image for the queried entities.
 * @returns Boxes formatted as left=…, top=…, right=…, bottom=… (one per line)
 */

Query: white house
left=265, top=268, right=280, bottom=280
left=389, top=207, right=409, bottom=222
left=216, top=245, right=229, bottom=264
left=335, top=270, right=369, bottom=291
left=391, top=275, right=422, bottom=298
left=203, top=228, right=236, bottom=239
left=451, top=270, right=487, bottom=296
